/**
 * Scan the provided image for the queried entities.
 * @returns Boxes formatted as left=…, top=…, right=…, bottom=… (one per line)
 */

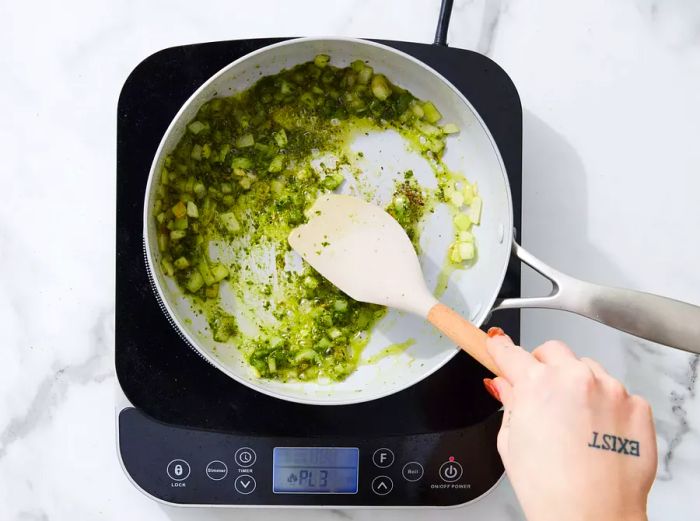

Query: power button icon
left=439, top=458, right=463, bottom=483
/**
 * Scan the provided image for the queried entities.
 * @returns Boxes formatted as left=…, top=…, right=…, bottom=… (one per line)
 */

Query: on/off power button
left=439, top=458, right=463, bottom=483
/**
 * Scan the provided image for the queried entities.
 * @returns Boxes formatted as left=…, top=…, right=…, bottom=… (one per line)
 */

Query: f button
left=372, top=448, right=394, bottom=468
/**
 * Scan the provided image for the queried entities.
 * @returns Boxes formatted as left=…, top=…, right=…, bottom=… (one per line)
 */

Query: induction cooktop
left=116, top=37, right=522, bottom=508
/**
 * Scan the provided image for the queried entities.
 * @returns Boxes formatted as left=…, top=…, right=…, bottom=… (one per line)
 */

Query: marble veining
left=2, top=0, right=699, bottom=519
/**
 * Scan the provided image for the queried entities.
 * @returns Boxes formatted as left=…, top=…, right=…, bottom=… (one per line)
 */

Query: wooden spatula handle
left=427, top=303, right=501, bottom=376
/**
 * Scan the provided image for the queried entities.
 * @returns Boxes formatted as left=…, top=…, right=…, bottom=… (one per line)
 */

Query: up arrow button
left=371, top=475, right=394, bottom=495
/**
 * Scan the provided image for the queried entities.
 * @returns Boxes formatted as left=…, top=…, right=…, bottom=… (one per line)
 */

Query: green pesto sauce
left=363, top=339, right=416, bottom=365
left=153, top=56, right=479, bottom=382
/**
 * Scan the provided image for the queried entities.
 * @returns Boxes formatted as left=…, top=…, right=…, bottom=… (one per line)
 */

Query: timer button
left=234, top=475, right=256, bottom=494
left=371, top=475, right=393, bottom=495
left=439, top=458, right=463, bottom=483
left=402, top=461, right=424, bottom=482
left=372, top=448, right=394, bottom=468
left=235, top=447, right=257, bottom=467
left=166, top=459, right=191, bottom=481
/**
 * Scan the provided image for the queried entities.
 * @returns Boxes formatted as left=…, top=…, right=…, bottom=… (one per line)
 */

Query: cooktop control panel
left=119, top=407, right=503, bottom=507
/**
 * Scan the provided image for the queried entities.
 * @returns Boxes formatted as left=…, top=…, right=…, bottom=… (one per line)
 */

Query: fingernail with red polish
left=487, top=326, right=505, bottom=338
left=483, top=378, right=501, bottom=401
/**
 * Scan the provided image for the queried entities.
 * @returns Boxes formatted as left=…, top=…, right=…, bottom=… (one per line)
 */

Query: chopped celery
left=231, top=157, right=252, bottom=170
left=462, top=183, right=475, bottom=205
left=280, top=80, right=293, bottom=94
left=205, top=284, right=219, bottom=299
left=186, top=201, right=199, bottom=218
left=193, top=182, right=206, bottom=199
left=458, top=230, right=474, bottom=243
left=174, top=256, right=190, bottom=270
left=236, top=133, right=254, bottom=148
left=220, top=212, right=240, bottom=233
left=268, top=154, right=285, bottom=173
left=161, top=258, right=175, bottom=276
left=170, top=230, right=186, bottom=240
left=414, top=120, right=440, bottom=136
left=458, top=241, right=475, bottom=260
left=185, top=271, right=204, bottom=293
left=350, top=59, right=365, bottom=72
left=156, top=212, right=166, bottom=224
left=239, top=177, right=252, bottom=189
left=187, top=121, right=207, bottom=134
left=333, top=299, right=348, bottom=312
left=294, top=349, right=318, bottom=363
left=410, top=101, right=424, bottom=118
left=171, top=201, right=187, bottom=219
left=173, top=217, right=188, bottom=230
left=317, top=337, right=332, bottom=349
left=370, top=74, right=391, bottom=100
left=273, top=129, right=288, bottom=147
left=211, top=315, right=237, bottom=342
left=157, top=233, right=168, bottom=252
left=201, top=143, right=212, bottom=159
left=357, top=65, right=373, bottom=85
left=303, top=275, right=318, bottom=289
left=450, top=244, right=462, bottom=263
left=211, top=264, right=229, bottom=282
left=422, top=101, right=442, bottom=123
left=191, top=144, right=202, bottom=160
left=217, top=144, right=230, bottom=163
left=328, top=327, right=342, bottom=339
left=271, top=179, right=285, bottom=194
left=442, top=123, right=459, bottom=134
left=454, top=213, right=472, bottom=230
left=447, top=189, right=464, bottom=208
left=468, top=196, right=482, bottom=224
left=197, top=261, right=216, bottom=286
left=314, top=54, right=330, bottom=68
left=323, top=172, right=344, bottom=190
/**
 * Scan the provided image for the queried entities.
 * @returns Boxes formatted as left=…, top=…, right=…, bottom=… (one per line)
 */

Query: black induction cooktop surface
left=116, top=38, right=522, bottom=438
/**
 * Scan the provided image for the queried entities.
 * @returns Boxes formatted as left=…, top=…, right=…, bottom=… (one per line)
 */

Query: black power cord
left=434, top=0, right=455, bottom=46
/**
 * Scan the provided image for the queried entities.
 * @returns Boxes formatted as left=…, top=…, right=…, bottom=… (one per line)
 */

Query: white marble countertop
left=2, top=0, right=699, bottom=519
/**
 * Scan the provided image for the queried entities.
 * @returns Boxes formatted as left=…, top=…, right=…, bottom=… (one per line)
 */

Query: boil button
left=439, top=459, right=463, bottom=483
left=402, top=461, right=424, bottom=482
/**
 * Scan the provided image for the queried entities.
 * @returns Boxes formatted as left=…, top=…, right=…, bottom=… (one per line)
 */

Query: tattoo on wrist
left=588, top=431, right=640, bottom=457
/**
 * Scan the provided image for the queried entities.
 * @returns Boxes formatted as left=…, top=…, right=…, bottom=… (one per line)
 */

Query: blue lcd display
left=273, top=447, right=359, bottom=494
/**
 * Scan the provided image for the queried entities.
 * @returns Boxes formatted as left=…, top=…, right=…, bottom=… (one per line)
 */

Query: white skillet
left=144, top=37, right=700, bottom=406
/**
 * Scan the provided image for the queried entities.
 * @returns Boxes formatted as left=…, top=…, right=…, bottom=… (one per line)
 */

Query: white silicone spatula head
left=288, top=194, right=438, bottom=317
left=288, top=194, right=502, bottom=376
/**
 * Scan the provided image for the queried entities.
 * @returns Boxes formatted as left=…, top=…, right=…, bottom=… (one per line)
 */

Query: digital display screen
left=273, top=447, right=359, bottom=494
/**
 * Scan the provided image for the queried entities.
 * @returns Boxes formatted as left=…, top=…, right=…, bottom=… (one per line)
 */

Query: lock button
left=167, top=459, right=191, bottom=481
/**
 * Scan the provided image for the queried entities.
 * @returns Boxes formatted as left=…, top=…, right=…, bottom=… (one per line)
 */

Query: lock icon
left=167, top=459, right=190, bottom=481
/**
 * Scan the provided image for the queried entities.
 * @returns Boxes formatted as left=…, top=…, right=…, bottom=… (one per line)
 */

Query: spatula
left=288, top=194, right=501, bottom=375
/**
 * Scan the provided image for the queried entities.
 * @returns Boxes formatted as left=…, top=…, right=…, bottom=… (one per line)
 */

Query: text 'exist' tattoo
left=588, top=431, right=640, bottom=457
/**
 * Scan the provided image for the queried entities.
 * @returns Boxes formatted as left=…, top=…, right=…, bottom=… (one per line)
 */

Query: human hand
left=483, top=328, right=657, bottom=521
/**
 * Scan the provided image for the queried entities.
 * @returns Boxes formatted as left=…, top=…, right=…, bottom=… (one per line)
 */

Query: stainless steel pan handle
left=493, top=241, right=700, bottom=354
